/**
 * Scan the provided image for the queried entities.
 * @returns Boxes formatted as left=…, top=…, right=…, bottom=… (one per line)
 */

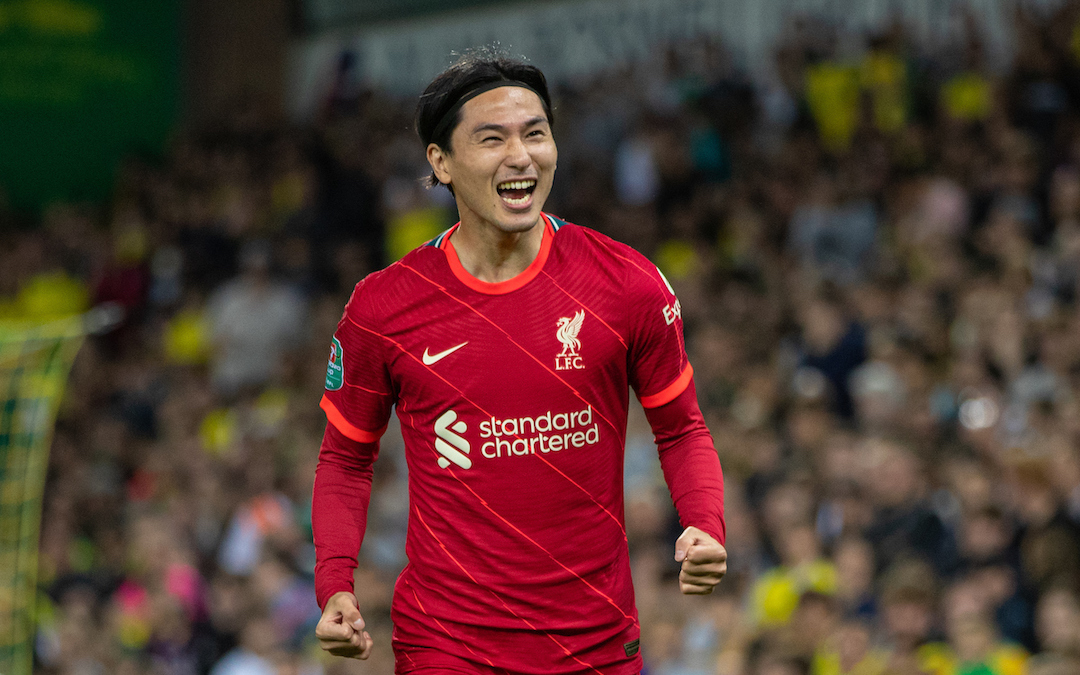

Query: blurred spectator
left=208, top=612, right=280, bottom=675
left=748, top=523, right=837, bottom=627
left=794, top=288, right=868, bottom=419
left=789, top=171, right=879, bottom=285
left=862, top=437, right=959, bottom=576
left=205, top=240, right=308, bottom=396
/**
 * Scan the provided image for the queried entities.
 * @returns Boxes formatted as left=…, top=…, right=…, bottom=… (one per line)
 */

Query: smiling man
left=311, top=50, right=727, bottom=675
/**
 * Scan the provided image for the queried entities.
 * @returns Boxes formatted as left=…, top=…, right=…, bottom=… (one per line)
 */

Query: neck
left=451, top=214, right=544, bottom=283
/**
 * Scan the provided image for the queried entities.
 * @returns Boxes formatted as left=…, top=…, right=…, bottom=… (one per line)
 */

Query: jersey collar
left=438, top=213, right=557, bottom=295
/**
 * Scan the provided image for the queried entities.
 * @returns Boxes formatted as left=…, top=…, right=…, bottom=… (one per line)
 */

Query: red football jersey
left=320, top=214, right=699, bottom=674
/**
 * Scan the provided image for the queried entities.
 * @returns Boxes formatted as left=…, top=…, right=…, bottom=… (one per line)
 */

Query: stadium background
left=3, top=0, right=1080, bottom=673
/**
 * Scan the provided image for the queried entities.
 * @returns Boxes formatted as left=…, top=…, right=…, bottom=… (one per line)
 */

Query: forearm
left=312, top=422, right=379, bottom=609
left=644, top=380, right=725, bottom=544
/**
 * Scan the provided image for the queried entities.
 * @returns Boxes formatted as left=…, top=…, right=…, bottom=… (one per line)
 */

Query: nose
left=504, top=135, right=531, bottom=169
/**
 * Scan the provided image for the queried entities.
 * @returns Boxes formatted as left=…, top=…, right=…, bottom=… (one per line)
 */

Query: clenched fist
left=674, top=526, right=727, bottom=594
left=315, top=592, right=374, bottom=659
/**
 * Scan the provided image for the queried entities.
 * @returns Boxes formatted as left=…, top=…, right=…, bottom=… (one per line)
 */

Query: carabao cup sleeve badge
left=325, top=337, right=344, bottom=390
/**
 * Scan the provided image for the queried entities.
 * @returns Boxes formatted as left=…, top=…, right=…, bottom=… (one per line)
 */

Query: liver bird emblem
left=556, top=310, right=585, bottom=356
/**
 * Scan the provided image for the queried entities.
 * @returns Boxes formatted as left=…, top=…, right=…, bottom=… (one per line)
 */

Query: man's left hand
left=674, top=526, right=727, bottom=595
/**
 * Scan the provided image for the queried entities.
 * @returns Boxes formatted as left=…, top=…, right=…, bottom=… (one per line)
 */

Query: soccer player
left=311, top=49, right=727, bottom=674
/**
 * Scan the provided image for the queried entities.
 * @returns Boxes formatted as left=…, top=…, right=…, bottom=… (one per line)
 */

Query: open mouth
left=496, top=179, right=537, bottom=206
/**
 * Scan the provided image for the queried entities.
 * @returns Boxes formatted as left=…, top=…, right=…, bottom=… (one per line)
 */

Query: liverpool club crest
left=555, top=310, right=585, bottom=371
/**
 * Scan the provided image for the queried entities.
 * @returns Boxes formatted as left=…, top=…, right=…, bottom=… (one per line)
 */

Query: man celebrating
left=312, top=49, right=726, bottom=674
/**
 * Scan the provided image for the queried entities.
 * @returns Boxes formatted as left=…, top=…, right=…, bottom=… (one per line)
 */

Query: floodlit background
left=4, top=0, right=1080, bottom=673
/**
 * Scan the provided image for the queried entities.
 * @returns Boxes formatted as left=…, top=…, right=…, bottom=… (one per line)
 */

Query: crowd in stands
left=5, top=2, right=1080, bottom=674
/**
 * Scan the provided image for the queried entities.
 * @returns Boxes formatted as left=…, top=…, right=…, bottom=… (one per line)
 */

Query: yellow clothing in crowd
left=860, top=50, right=908, bottom=134
left=918, top=641, right=1027, bottom=675
left=162, top=307, right=211, bottom=365
left=749, top=559, right=838, bottom=626
left=7, top=271, right=90, bottom=320
left=386, top=206, right=451, bottom=262
left=941, top=72, right=992, bottom=122
left=812, top=645, right=890, bottom=675
left=806, top=62, right=861, bottom=153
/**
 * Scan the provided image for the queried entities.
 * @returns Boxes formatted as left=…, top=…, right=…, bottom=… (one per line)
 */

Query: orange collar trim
left=441, top=214, right=555, bottom=295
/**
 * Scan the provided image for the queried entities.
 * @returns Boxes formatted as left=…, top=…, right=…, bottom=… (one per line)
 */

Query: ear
left=427, top=143, right=452, bottom=187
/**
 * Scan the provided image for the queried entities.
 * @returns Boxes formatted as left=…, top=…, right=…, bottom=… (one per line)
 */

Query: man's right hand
left=315, top=591, right=373, bottom=659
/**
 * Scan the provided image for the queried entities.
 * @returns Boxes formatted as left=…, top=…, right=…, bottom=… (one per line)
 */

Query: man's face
left=428, top=86, right=557, bottom=235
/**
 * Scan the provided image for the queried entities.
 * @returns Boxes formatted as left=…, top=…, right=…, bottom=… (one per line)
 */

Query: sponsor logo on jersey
left=663, top=298, right=682, bottom=325
left=434, top=410, right=471, bottom=469
left=555, top=309, right=585, bottom=370
left=431, top=406, right=601, bottom=467
left=422, top=341, right=468, bottom=365
left=479, top=405, right=599, bottom=458
left=325, top=337, right=344, bottom=390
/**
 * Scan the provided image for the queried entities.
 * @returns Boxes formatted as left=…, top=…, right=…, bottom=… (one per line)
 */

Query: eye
left=528, top=129, right=546, bottom=138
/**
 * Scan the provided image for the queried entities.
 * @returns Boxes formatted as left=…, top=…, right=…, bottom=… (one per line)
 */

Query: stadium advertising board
left=0, top=0, right=180, bottom=212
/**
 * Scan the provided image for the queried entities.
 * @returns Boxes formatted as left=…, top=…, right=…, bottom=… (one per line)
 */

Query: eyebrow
left=470, top=116, right=548, bottom=135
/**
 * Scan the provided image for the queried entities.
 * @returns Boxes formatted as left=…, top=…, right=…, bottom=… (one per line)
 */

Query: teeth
left=503, top=194, right=530, bottom=205
left=497, top=179, right=536, bottom=191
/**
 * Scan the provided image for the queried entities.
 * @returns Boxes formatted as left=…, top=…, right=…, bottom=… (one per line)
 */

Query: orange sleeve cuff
left=320, top=395, right=386, bottom=443
left=638, top=364, right=694, bottom=409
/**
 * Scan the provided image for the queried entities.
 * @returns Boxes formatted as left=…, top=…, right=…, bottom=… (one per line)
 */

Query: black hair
left=415, top=47, right=554, bottom=190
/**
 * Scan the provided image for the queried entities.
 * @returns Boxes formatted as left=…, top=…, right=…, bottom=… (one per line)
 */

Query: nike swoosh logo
left=422, top=342, right=468, bottom=366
